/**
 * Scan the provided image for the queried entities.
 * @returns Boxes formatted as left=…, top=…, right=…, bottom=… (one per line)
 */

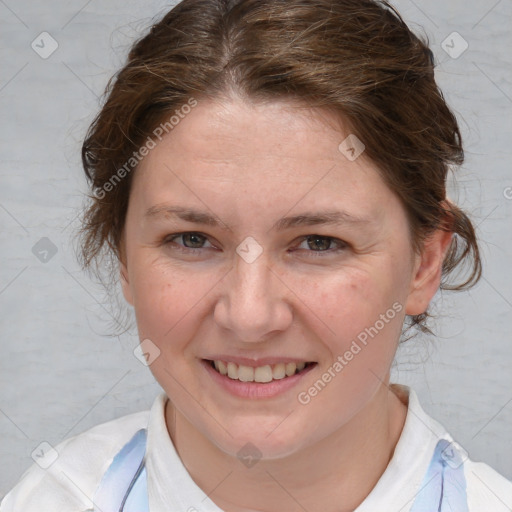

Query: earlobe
left=405, top=228, right=453, bottom=316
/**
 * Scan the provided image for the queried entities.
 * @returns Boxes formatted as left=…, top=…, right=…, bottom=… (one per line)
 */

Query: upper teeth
left=213, top=360, right=307, bottom=383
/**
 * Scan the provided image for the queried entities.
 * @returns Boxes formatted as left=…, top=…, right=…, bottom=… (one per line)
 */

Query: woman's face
left=120, top=96, right=430, bottom=459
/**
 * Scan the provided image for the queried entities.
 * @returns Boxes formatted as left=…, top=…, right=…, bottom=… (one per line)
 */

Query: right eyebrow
left=144, top=205, right=230, bottom=229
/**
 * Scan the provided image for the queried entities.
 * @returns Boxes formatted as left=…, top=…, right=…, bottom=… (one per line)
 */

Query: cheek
left=129, top=256, right=212, bottom=343
left=293, top=264, right=401, bottom=341
left=292, top=269, right=405, bottom=418
left=293, top=264, right=405, bottom=383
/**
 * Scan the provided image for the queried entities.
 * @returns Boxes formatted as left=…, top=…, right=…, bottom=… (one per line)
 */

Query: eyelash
left=163, top=232, right=348, bottom=257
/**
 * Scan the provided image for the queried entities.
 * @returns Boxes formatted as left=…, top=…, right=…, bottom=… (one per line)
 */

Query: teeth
left=272, top=363, right=286, bottom=380
left=227, top=362, right=238, bottom=379
left=217, top=360, right=228, bottom=375
left=211, top=360, right=311, bottom=382
left=254, top=365, right=273, bottom=383
left=238, top=364, right=255, bottom=382
left=285, top=362, right=297, bottom=376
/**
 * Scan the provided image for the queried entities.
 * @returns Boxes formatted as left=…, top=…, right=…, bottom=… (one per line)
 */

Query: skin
left=119, top=95, right=452, bottom=512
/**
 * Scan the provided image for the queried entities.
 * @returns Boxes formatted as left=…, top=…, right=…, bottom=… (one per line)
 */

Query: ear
left=405, top=228, right=453, bottom=316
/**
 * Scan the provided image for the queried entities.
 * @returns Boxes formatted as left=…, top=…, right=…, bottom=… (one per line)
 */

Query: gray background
left=1, top=0, right=511, bottom=498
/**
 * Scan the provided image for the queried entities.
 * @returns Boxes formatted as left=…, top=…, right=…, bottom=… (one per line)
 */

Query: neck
left=165, top=383, right=408, bottom=512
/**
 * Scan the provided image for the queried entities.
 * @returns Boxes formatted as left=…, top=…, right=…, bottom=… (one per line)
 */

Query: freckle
left=349, top=281, right=358, bottom=292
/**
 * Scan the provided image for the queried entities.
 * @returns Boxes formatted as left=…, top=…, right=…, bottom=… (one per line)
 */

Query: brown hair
left=75, top=0, right=481, bottom=335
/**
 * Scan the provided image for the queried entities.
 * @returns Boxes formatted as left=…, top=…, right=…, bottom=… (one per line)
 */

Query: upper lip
left=203, top=355, right=316, bottom=367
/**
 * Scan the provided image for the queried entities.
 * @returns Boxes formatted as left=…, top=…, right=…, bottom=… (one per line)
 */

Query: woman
left=2, top=0, right=511, bottom=510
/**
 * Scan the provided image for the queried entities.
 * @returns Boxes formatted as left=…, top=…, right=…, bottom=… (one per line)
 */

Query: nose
left=213, top=251, right=293, bottom=343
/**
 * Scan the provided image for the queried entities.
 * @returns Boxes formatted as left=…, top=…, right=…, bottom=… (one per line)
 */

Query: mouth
left=204, top=359, right=317, bottom=383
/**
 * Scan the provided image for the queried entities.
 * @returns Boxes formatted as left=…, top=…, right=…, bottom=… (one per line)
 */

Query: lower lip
left=201, top=360, right=317, bottom=399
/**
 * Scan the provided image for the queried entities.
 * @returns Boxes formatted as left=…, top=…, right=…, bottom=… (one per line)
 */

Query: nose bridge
left=233, top=253, right=271, bottom=308
left=214, top=250, right=291, bottom=341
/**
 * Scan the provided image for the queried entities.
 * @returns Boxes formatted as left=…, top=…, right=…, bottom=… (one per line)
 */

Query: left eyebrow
left=273, top=210, right=373, bottom=230
left=143, top=205, right=373, bottom=231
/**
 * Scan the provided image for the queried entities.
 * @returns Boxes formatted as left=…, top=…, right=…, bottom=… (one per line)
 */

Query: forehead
left=131, top=97, right=394, bottom=221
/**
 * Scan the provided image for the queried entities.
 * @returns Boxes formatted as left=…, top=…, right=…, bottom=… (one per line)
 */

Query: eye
left=162, top=232, right=347, bottom=258
left=164, top=232, right=215, bottom=253
left=294, top=235, right=348, bottom=256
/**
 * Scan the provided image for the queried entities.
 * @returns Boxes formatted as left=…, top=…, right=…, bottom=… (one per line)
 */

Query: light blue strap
left=122, top=466, right=148, bottom=512
left=93, top=428, right=149, bottom=512
left=409, top=439, right=469, bottom=512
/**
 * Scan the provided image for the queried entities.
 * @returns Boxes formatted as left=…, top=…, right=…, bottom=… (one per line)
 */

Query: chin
left=210, top=421, right=311, bottom=462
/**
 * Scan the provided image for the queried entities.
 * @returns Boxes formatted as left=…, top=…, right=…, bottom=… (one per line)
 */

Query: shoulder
left=386, top=385, right=512, bottom=512
left=0, top=406, right=151, bottom=512
left=465, top=459, right=512, bottom=511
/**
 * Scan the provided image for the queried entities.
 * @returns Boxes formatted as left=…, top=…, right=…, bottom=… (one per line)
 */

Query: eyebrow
left=144, top=205, right=373, bottom=231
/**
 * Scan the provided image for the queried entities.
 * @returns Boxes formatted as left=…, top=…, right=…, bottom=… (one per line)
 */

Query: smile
left=206, top=359, right=316, bottom=383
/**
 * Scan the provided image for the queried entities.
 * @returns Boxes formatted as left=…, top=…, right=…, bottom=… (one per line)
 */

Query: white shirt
left=2, top=384, right=511, bottom=512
